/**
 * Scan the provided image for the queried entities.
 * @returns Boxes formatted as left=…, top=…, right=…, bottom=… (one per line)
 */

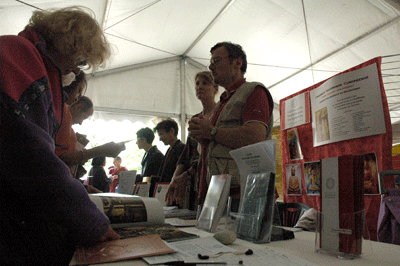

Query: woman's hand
left=100, top=225, right=120, bottom=242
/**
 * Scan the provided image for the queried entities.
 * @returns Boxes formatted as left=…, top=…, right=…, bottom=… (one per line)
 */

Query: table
left=71, top=226, right=399, bottom=266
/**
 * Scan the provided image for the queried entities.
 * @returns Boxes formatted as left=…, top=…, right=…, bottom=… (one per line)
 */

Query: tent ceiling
left=2, top=0, right=400, bottom=128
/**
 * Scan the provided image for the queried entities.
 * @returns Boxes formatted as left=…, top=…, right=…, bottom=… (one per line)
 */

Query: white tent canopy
left=2, top=0, right=400, bottom=141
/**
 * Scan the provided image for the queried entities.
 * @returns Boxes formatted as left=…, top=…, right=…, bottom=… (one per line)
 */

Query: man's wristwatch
left=210, top=127, right=217, bottom=141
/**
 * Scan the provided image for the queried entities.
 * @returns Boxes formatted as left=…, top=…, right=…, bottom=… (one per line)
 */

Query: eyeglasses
left=209, top=56, right=230, bottom=66
left=77, top=60, right=88, bottom=69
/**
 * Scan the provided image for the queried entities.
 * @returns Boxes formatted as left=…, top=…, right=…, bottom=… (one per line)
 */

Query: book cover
left=134, top=182, right=150, bottom=197
left=320, top=155, right=364, bottom=255
left=196, top=174, right=232, bottom=232
left=153, top=182, right=170, bottom=206
left=118, top=170, right=137, bottom=195
left=75, top=234, right=175, bottom=265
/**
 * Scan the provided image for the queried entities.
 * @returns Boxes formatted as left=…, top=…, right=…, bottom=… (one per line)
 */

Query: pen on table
left=164, top=261, right=227, bottom=266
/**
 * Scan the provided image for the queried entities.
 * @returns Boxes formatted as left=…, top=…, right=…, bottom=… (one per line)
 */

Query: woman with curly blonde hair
left=0, top=6, right=121, bottom=265
left=29, top=6, right=111, bottom=72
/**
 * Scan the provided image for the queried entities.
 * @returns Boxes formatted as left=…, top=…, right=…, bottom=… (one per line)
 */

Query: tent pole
left=180, top=56, right=187, bottom=142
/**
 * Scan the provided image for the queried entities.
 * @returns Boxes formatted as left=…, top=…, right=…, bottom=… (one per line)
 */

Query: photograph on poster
left=310, top=63, right=386, bottom=147
left=362, top=153, right=379, bottom=195
left=304, top=161, right=321, bottom=195
left=395, top=176, right=400, bottom=189
left=315, top=107, right=330, bottom=142
left=287, top=128, right=303, bottom=161
left=286, top=163, right=302, bottom=195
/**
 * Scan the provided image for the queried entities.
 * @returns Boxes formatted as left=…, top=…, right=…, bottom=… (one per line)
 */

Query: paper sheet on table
left=143, top=236, right=236, bottom=265
left=229, top=140, right=277, bottom=200
left=166, top=218, right=198, bottom=227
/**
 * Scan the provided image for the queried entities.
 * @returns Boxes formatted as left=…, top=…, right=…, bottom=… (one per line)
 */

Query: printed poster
left=283, top=92, right=309, bottom=129
left=304, top=161, right=320, bottom=195
left=362, top=153, right=379, bottom=195
left=286, top=163, right=302, bottom=196
left=287, top=128, right=303, bottom=161
left=310, top=63, right=385, bottom=147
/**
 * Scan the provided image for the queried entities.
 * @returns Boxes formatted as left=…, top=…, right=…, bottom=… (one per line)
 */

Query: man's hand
left=165, top=172, right=190, bottom=206
left=100, top=225, right=120, bottom=242
left=188, top=116, right=213, bottom=143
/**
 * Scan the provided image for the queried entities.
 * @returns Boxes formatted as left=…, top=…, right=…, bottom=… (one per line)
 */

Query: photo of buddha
left=287, top=164, right=302, bottom=195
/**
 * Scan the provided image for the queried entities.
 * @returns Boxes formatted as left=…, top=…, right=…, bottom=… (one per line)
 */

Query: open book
left=89, top=193, right=197, bottom=241
left=89, top=193, right=164, bottom=228
left=73, top=193, right=198, bottom=265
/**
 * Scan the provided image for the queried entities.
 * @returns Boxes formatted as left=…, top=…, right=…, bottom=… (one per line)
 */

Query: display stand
left=196, top=174, right=232, bottom=232
left=315, top=209, right=373, bottom=259
left=236, top=172, right=276, bottom=243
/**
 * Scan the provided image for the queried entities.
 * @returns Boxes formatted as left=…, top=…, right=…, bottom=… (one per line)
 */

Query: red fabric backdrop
left=279, top=57, right=393, bottom=241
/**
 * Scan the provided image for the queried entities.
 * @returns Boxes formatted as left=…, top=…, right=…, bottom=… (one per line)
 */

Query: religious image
left=287, top=128, right=303, bottom=161
left=101, top=196, right=147, bottom=224
left=395, top=176, right=400, bottom=189
left=362, top=153, right=379, bottom=195
left=286, top=163, right=302, bottom=195
left=315, top=107, right=330, bottom=142
left=304, top=161, right=320, bottom=195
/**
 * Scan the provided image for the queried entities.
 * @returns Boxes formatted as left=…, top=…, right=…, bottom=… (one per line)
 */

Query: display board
left=279, top=57, right=393, bottom=240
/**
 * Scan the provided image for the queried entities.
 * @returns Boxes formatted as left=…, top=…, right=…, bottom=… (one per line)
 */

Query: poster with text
left=310, top=63, right=385, bottom=147
left=286, top=163, right=302, bottom=196
left=283, top=92, right=309, bottom=129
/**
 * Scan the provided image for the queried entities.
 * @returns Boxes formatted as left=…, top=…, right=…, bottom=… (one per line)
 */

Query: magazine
left=89, top=193, right=164, bottom=228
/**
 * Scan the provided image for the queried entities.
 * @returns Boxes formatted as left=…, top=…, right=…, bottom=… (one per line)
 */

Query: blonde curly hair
left=28, top=6, right=111, bottom=70
left=195, top=71, right=218, bottom=89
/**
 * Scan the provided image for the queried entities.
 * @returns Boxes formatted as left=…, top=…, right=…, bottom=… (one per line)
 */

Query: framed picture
left=153, top=182, right=170, bottom=206
left=118, top=170, right=137, bottom=195
left=286, top=163, right=302, bottom=195
left=304, top=161, right=320, bottom=195
left=133, top=182, right=150, bottom=197
left=362, top=153, right=379, bottom=195
left=287, top=128, right=303, bottom=161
